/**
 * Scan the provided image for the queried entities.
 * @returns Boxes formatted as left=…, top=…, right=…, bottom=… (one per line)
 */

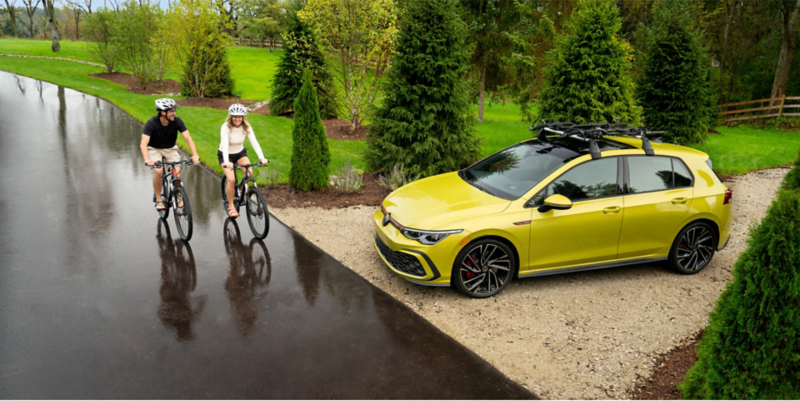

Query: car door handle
left=671, top=197, right=689, bottom=204
left=602, top=206, right=621, bottom=214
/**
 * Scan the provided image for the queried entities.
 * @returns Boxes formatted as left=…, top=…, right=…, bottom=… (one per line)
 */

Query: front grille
left=375, top=236, right=426, bottom=277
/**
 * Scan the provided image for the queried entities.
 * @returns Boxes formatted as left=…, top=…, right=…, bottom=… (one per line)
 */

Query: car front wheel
left=669, top=222, right=717, bottom=274
left=452, top=239, right=515, bottom=298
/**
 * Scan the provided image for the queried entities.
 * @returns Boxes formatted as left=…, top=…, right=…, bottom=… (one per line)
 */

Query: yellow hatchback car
left=373, top=124, right=733, bottom=298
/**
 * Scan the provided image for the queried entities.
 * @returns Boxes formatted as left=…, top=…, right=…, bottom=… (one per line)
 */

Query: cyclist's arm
left=179, top=129, right=200, bottom=164
left=246, top=127, right=267, bottom=164
left=220, top=125, right=232, bottom=167
left=140, top=134, right=155, bottom=166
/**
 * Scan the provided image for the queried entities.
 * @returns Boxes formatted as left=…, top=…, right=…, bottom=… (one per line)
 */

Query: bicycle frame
left=155, top=158, right=192, bottom=205
left=230, top=162, right=262, bottom=207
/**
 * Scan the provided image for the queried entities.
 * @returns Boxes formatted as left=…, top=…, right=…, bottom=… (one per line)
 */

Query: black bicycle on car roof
left=221, top=161, right=269, bottom=239
left=152, top=157, right=194, bottom=241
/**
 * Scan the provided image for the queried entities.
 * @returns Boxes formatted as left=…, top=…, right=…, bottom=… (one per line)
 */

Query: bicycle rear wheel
left=172, top=186, right=193, bottom=241
left=245, top=188, right=269, bottom=239
left=158, top=183, right=170, bottom=220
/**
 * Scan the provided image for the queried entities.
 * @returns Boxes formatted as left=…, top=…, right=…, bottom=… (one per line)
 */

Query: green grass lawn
left=2, top=37, right=798, bottom=178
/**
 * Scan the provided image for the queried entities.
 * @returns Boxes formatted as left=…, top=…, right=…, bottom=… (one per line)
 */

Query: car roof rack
left=529, top=120, right=665, bottom=160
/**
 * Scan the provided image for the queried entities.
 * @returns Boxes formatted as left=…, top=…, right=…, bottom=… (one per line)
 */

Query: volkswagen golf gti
left=373, top=124, right=733, bottom=298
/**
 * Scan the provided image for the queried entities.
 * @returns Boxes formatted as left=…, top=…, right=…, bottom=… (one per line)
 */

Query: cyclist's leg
left=223, top=164, right=236, bottom=206
left=237, top=155, right=252, bottom=178
left=148, top=147, right=165, bottom=203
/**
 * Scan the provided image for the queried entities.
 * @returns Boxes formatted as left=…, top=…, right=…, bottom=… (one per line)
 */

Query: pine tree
left=538, top=0, right=640, bottom=125
left=365, top=0, right=480, bottom=177
left=637, top=0, right=716, bottom=145
left=289, top=70, right=330, bottom=191
left=269, top=1, right=339, bottom=119
left=680, top=185, right=800, bottom=398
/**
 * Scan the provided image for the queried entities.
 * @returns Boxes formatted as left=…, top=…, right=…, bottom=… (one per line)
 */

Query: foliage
left=636, top=0, right=715, bottom=145
left=111, top=0, right=162, bottom=88
left=782, top=149, right=800, bottom=192
left=289, top=70, right=330, bottom=191
left=377, top=164, right=419, bottom=191
left=258, top=164, right=281, bottom=188
left=501, top=0, right=556, bottom=122
left=366, top=0, right=481, bottom=177
left=269, top=0, right=339, bottom=119
left=82, top=8, right=118, bottom=73
left=299, top=0, right=397, bottom=130
left=680, top=185, right=800, bottom=399
left=332, top=159, right=363, bottom=193
left=239, top=0, right=284, bottom=50
left=165, top=0, right=234, bottom=98
left=538, top=0, right=640, bottom=125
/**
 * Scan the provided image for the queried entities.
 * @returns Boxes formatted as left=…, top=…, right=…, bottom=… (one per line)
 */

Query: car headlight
left=401, top=228, right=463, bottom=245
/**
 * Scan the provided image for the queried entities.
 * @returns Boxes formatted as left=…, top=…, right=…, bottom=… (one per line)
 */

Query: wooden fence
left=231, top=37, right=282, bottom=49
left=717, top=95, right=800, bottom=122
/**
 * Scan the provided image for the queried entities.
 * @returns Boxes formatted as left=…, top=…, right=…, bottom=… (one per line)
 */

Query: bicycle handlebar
left=224, top=161, right=268, bottom=169
left=149, top=159, right=194, bottom=168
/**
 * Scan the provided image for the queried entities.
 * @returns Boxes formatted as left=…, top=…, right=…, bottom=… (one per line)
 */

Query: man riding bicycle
left=140, top=98, right=201, bottom=211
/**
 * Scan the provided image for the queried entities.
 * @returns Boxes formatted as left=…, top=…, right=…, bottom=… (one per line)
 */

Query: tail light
left=723, top=189, right=732, bottom=205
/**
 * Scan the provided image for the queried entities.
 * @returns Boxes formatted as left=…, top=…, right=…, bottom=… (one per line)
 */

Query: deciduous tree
left=771, top=0, right=800, bottom=101
left=2, top=0, right=19, bottom=37
left=299, top=0, right=397, bottom=131
left=42, top=0, right=60, bottom=51
left=83, top=8, right=117, bottom=72
left=20, top=0, right=41, bottom=39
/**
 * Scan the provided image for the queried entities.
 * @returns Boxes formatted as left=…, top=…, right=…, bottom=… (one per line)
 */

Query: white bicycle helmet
left=155, top=98, right=178, bottom=112
left=228, top=103, right=248, bottom=116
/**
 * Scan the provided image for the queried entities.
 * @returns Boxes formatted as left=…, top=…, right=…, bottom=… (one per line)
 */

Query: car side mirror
left=538, top=194, right=573, bottom=213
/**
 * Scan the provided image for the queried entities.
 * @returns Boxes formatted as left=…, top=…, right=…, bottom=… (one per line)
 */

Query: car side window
left=628, top=156, right=674, bottom=193
left=673, top=158, right=694, bottom=187
left=530, top=157, right=618, bottom=205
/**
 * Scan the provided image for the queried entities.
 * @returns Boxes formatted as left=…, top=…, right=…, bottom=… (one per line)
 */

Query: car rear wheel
left=669, top=222, right=716, bottom=274
left=452, top=239, right=515, bottom=298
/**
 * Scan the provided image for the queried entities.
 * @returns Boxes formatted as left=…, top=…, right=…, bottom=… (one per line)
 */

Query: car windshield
left=460, top=140, right=579, bottom=200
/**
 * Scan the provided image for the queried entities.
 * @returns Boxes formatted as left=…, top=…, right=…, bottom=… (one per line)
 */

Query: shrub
left=83, top=9, right=119, bottom=73
left=112, top=0, right=162, bottom=88
left=365, top=0, right=481, bottom=177
left=680, top=186, right=800, bottom=399
left=636, top=0, right=716, bottom=145
left=289, top=70, right=330, bottom=191
left=782, top=149, right=800, bottom=192
left=259, top=165, right=281, bottom=188
left=377, top=164, right=419, bottom=191
left=269, top=1, right=339, bottom=119
left=332, top=160, right=363, bottom=193
left=538, top=0, right=640, bottom=124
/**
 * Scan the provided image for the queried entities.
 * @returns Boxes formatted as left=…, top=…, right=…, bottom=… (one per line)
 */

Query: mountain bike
left=221, top=162, right=269, bottom=239
left=151, top=158, right=194, bottom=242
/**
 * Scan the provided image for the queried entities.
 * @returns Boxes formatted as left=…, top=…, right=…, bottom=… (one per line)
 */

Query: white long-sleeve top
left=219, top=123, right=265, bottom=163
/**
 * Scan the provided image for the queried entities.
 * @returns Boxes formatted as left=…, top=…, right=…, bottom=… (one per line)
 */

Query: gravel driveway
left=270, top=167, right=788, bottom=399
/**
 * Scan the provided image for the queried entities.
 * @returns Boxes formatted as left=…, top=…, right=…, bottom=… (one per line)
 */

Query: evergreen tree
left=680, top=185, right=800, bottom=398
left=289, top=70, right=330, bottom=191
left=269, top=2, right=339, bottom=119
left=538, top=0, right=640, bottom=125
left=365, top=0, right=480, bottom=177
left=637, top=0, right=715, bottom=145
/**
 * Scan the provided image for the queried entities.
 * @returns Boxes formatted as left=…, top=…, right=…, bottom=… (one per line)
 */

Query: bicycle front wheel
left=172, top=186, right=193, bottom=241
left=245, top=188, right=269, bottom=239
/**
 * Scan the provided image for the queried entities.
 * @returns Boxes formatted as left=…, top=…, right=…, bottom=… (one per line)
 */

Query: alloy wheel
left=458, top=243, right=512, bottom=296
left=676, top=225, right=714, bottom=271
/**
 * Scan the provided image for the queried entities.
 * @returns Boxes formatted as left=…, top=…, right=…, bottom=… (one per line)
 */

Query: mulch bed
left=176, top=97, right=271, bottom=115
left=322, top=118, right=369, bottom=140
left=260, top=171, right=389, bottom=209
left=89, top=72, right=180, bottom=94
left=631, top=330, right=703, bottom=400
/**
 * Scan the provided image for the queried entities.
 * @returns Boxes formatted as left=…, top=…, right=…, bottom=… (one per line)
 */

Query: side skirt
left=518, top=257, right=668, bottom=279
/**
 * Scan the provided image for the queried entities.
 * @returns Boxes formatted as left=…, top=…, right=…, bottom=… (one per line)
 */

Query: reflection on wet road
left=0, top=72, right=535, bottom=399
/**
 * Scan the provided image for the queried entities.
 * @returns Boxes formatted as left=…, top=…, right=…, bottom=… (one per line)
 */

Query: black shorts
left=217, top=148, right=248, bottom=166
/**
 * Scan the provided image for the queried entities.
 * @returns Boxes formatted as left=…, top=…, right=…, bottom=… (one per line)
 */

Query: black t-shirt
left=143, top=116, right=188, bottom=149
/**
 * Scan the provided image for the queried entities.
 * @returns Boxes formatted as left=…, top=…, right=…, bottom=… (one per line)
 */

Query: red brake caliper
left=465, top=259, right=475, bottom=279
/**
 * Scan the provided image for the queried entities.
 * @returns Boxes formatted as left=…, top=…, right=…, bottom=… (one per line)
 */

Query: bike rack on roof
left=529, top=120, right=665, bottom=160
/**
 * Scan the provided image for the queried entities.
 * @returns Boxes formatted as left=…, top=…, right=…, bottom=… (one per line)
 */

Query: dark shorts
left=217, top=149, right=248, bottom=166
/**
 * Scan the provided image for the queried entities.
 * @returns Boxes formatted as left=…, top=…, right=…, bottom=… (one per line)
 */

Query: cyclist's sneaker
left=155, top=201, right=165, bottom=211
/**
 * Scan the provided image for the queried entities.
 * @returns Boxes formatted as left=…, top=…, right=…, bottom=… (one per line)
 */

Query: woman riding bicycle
left=219, top=104, right=268, bottom=218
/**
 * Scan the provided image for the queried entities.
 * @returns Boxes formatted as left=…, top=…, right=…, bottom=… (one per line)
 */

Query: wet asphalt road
left=0, top=72, right=536, bottom=399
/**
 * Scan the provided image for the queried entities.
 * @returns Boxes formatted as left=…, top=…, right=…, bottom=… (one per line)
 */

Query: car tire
left=452, top=238, right=516, bottom=298
left=668, top=221, right=717, bottom=274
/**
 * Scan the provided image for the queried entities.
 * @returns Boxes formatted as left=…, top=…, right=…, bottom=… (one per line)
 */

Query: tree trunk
left=478, top=63, right=486, bottom=123
left=718, top=0, right=734, bottom=92
left=44, top=0, right=60, bottom=52
left=771, top=0, right=800, bottom=103
left=4, top=0, right=18, bottom=37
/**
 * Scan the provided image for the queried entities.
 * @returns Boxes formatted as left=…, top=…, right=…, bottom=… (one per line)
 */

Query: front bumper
left=372, top=210, right=455, bottom=287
